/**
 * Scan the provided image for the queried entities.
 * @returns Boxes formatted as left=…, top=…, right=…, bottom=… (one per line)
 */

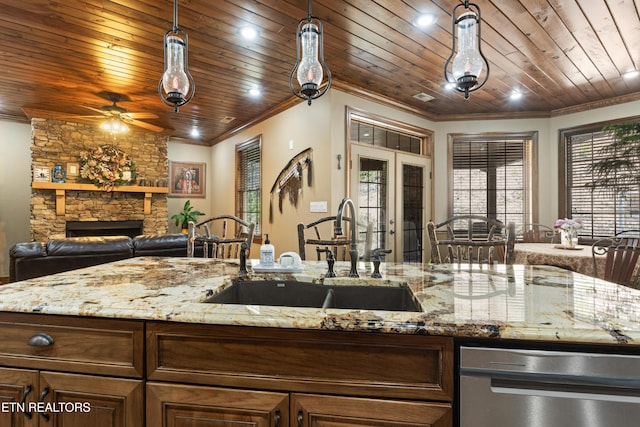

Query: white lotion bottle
left=260, top=234, right=275, bottom=267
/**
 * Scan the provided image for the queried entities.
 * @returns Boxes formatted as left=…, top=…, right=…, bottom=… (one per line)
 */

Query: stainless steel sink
left=204, top=280, right=422, bottom=312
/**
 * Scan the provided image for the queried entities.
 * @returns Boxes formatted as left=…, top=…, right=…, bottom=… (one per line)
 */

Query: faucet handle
left=371, top=248, right=392, bottom=261
left=371, top=248, right=392, bottom=278
left=238, top=242, right=248, bottom=276
left=316, top=248, right=336, bottom=277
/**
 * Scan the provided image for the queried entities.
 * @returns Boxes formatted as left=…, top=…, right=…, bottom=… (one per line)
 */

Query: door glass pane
left=358, top=158, right=388, bottom=251
left=403, top=164, right=423, bottom=262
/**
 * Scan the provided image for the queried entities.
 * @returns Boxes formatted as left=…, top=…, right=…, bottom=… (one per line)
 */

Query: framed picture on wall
left=33, top=167, right=50, bottom=182
left=169, top=161, right=206, bottom=198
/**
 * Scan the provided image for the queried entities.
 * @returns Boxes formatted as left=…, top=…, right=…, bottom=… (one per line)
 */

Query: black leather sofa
left=9, top=234, right=202, bottom=282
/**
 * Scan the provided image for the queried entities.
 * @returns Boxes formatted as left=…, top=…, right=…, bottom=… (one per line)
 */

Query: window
left=560, top=118, right=640, bottom=238
left=236, top=136, right=261, bottom=236
left=449, top=133, right=537, bottom=228
left=347, top=107, right=433, bottom=156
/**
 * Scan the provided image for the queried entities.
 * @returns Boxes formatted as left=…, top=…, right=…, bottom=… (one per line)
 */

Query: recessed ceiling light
left=414, top=13, right=437, bottom=28
left=190, top=128, right=200, bottom=138
left=413, top=92, right=435, bottom=102
left=510, top=90, right=523, bottom=100
left=623, top=70, right=639, bottom=79
left=249, top=87, right=261, bottom=97
left=239, top=26, right=258, bottom=40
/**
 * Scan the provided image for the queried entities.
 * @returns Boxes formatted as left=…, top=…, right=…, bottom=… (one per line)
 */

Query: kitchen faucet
left=335, top=197, right=359, bottom=277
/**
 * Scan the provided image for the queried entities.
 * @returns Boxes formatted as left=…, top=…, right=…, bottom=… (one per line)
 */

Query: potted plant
left=171, top=200, right=205, bottom=233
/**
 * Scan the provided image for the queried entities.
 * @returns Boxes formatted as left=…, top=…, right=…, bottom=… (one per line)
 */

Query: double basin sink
left=205, top=280, right=422, bottom=312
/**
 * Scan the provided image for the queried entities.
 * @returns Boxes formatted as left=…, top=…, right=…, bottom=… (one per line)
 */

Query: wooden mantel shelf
left=32, top=181, right=168, bottom=215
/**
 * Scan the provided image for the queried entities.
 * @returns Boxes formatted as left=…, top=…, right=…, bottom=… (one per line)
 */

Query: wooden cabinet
left=0, top=313, right=454, bottom=426
left=147, top=382, right=288, bottom=427
left=292, top=393, right=452, bottom=427
left=0, top=313, right=145, bottom=426
left=147, top=322, right=454, bottom=427
left=0, top=367, right=38, bottom=427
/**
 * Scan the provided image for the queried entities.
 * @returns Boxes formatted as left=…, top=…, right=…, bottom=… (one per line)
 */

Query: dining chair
left=427, top=215, right=515, bottom=264
left=519, top=223, right=558, bottom=243
left=297, top=216, right=373, bottom=262
left=592, top=234, right=640, bottom=288
left=189, top=215, right=256, bottom=259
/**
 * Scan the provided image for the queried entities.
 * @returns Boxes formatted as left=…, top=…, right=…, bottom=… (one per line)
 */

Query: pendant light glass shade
left=290, top=0, right=331, bottom=105
left=296, top=23, right=323, bottom=97
left=159, top=0, right=195, bottom=112
left=444, top=1, right=489, bottom=99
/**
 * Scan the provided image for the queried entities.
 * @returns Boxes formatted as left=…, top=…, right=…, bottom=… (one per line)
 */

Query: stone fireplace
left=29, top=117, right=170, bottom=241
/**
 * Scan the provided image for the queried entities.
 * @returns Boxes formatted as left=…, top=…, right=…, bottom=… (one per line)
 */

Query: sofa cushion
left=47, top=236, right=134, bottom=256
left=10, top=241, right=47, bottom=259
left=133, top=234, right=189, bottom=257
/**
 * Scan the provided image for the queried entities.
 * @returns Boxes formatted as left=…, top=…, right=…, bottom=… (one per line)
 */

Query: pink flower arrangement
left=554, top=218, right=583, bottom=231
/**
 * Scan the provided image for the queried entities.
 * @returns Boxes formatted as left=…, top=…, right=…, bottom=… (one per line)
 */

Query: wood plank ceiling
left=0, top=0, right=638, bottom=145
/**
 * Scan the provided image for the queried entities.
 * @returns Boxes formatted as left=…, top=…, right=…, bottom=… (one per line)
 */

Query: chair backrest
left=427, top=215, right=515, bottom=264
left=192, top=215, right=255, bottom=259
left=297, top=216, right=373, bottom=261
left=592, top=235, right=640, bottom=288
left=518, top=223, right=558, bottom=243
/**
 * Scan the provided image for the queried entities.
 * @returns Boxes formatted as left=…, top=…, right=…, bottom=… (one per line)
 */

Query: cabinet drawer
left=148, top=322, right=453, bottom=401
left=0, top=313, right=144, bottom=378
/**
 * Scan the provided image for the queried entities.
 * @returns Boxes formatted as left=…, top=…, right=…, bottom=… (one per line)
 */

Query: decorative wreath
left=79, top=144, right=136, bottom=190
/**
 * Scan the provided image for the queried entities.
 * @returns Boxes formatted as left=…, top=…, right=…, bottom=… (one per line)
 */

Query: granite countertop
left=0, top=257, right=638, bottom=346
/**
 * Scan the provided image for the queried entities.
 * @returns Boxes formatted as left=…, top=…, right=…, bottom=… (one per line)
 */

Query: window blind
left=236, top=138, right=261, bottom=235
left=451, top=138, right=526, bottom=229
left=566, top=129, right=640, bottom=237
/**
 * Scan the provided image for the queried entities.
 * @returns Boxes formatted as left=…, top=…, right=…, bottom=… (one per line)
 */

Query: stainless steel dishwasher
left=459, top=346, right=640, bottom=427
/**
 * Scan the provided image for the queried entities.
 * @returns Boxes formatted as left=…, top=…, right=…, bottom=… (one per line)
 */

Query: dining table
left=514, top=242, right=604, bottom=279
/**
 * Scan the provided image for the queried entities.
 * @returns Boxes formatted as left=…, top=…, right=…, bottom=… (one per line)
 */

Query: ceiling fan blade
left=129, top=119, right=168, bottom=134
left=123, top=112, right=159, bottom=119
left=80, top=105, right=108, bottom=114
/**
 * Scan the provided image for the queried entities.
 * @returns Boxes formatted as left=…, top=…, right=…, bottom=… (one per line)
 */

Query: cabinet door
left=292, top=393, right=452, bottom=427
left=39, top=371, right=143, bottom=427
left=147, top=382, right=288, bottom=427
left=0, top=368, right=38, bottom=427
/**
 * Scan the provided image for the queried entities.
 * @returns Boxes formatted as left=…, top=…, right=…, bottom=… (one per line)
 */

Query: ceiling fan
left=78, top=92, right=165, bottom=134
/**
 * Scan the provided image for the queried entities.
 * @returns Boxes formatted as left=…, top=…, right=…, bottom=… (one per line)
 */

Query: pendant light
left=289, top=0, right=332, bottom=105
left=159, top=0, right=195, bottom=112
left=443, top=0, right=489, bottom=99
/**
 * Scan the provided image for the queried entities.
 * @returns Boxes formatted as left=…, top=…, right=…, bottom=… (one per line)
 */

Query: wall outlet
left=310, top=201, right=327, bottom=213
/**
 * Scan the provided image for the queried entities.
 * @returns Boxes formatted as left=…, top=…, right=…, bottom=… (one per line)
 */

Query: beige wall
left=2, top=91, right=640, bottom=277
left=0, top=121, right=32, bottom=278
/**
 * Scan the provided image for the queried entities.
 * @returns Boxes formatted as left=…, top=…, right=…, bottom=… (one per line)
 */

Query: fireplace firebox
left=66, top=220, right=144, bottom=238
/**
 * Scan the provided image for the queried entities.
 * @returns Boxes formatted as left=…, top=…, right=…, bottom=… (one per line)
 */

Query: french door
left=350, top=144, right=431, bottom=263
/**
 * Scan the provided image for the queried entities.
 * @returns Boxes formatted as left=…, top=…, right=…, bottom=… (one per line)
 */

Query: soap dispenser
left=260, top=234, right=275, bottom=267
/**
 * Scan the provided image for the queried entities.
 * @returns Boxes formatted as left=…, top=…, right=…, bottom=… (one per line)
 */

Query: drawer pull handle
left=38, top=387, right=50, bottom=421
left=21, top=385, right=33, bottom=419
left=27, top=333, right=54, bottom=347
left=297, top=410, right=303, bottom=427
left=274, top=409, right=281, bottom=427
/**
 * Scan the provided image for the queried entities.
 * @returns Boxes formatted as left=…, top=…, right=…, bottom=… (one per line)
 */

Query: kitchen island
left=1, top=257, right=638, bottom=344
left=0, top=257, right=638, bottom=427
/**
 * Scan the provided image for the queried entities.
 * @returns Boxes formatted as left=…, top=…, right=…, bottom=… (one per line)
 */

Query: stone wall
left=30, top=118, right=169, bottom=241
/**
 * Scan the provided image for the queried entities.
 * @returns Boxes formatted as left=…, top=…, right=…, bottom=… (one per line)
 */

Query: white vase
left=561, top=229, right=577, bottom=248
